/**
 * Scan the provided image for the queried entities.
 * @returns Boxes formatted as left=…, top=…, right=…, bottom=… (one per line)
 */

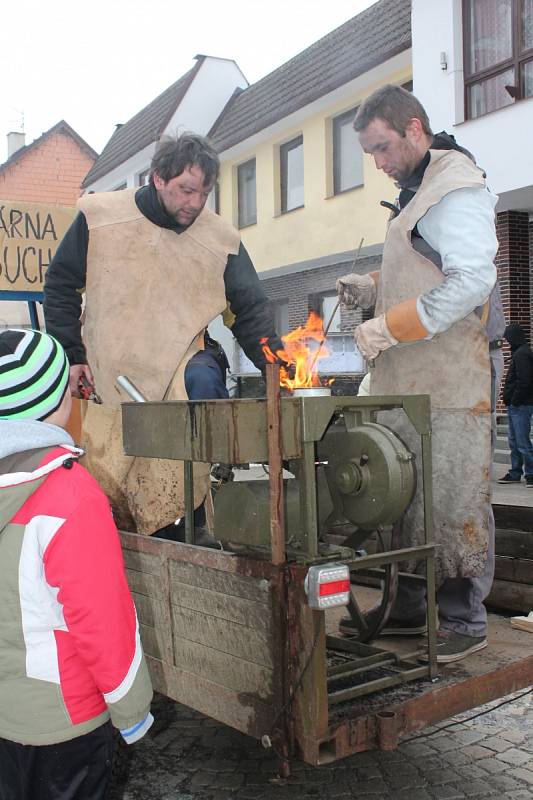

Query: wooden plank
left=486, top=579, right=533, bottom=613
left=131, top=592, right=167, bottom=630
left=173, top=638, right=274, bottom=701
left=125, top=568, right=167, bottom=600
left=139, top=622, right=164, bottom=660
left=146, top=656, right=276, bottom=738
left=494, top=556, right=533, bottom=585
left=122, top=548, right=162, bottom=575
left=168, top=560, right=270, bottom=603
left=496, top=529, right=533, bottom=560
left=170, top=582, right=272, bottom=630
left=171, top=605, right=273, bottom=667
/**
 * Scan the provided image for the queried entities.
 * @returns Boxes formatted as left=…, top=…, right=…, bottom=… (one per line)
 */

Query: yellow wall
left=218, top=67, right=411, bottom=272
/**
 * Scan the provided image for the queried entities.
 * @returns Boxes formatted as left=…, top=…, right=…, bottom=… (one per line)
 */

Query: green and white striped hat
left=0, top=329, right=70, bottom=421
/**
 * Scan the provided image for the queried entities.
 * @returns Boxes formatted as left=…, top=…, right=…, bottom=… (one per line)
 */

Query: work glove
left=354, top=315, right=398, bottom=361
left=336, top=273, right=376, bottom=310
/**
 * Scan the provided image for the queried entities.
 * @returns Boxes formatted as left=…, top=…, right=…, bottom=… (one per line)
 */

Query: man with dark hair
left=44, top=132, right=283, bottom=537
left=498, top=323, right=533, bottom=487
left=337, top=84, right=506, bottom=663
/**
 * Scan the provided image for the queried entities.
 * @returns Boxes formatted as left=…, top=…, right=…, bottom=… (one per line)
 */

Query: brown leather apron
left=77, top=189, right=240, bottom=533
left=371, top=150, right=492, bottom=585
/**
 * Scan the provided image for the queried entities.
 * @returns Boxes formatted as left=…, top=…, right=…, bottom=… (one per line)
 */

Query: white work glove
left=354, top=315, right=398, bottom=361
left=336, top=273, right=376, bottom=310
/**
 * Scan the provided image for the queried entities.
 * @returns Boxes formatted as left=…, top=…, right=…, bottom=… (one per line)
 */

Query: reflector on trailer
left=304, top=563, right=350, bottom=609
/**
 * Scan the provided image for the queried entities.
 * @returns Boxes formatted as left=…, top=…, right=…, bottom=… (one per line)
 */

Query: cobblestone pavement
left=109, top=688, right=533, bottom=800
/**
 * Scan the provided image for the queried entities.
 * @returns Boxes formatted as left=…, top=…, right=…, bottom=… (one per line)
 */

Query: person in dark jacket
left=498, top=323, right=533, bottom=487
left=43, top=133, right=285, bottom=538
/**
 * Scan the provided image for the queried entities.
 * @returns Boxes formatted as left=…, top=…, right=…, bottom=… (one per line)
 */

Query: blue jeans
left=507, top=404, right=533, bottom=479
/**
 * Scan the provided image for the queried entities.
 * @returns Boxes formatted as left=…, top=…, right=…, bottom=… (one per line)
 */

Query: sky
left=0, top=0, right=376, bottom=164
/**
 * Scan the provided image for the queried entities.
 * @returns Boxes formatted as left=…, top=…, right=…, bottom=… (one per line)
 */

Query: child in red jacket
left=0, top=328, right=153, bottom=800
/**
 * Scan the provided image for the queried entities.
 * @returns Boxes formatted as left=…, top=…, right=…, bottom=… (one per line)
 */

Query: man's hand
left=69, top=363, right=95, bottom=398
left=354, top=315, right=398, bottom=361
left=336, top=273, right=377, bottom=310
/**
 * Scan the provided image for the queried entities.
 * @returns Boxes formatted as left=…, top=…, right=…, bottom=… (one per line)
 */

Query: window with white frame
left=138, top=169, right=150, bottom=186
left=463, top=0, right=533, bottom=118
left=321, top=294, right=341, bottom=333
left=332, top=108, right=364, bottom=195
left=237, top=159, right=257, bottom=228
left=274, top=300, right=290, bottom=337
left=280, top=136, right=304, bottom=213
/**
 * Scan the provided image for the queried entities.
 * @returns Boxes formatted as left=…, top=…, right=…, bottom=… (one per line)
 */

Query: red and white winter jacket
left=0, top=420, right=153, bottom=745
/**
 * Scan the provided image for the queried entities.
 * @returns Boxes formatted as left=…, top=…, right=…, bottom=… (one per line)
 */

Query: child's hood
left=0, top=419, right=82, bottom=530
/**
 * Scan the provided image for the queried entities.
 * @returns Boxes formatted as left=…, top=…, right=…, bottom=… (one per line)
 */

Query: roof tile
left=209, top=0, right=411, bottom=152
left=82, top=60, right=202, bottom=187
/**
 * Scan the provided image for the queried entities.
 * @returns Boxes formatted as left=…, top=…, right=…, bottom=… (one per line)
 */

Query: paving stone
left=480, top=736, right=513, bottom=753
left=486, top=774, right=523, bottom=792
left=461, top=745, right=495, bottom=760
left=393, top=790, right=433, bottom=800
left=428, top=738, right=461, bottom=754
left=348, top=779, right=389, bottom=794
left=453, top=731, right=489, bottom=747
left=452, top=765, right=487, bottom=781
left=462, top=779, right=499, bottom=795
left=440, top=751, right=473, bottom=767
left=429, top=786, right=466, bottom=799
left=400, top=742, right=439, bottom=759
left=498, top=730, right=527, bottom=745
left=477, top=757, right=510, bottom=775
left=496, top=748, right=532, bottom=767
left=506, top=768, right=533, bottom=786
left=424, top=769, right=463, bottom=785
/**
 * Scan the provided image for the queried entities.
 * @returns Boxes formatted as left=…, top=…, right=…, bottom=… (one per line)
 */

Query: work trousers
left=0, top=722, right=113, bottom=800
left=391, top=349, right=503, bottom=637
left=507, top=404, right=533, bottom=479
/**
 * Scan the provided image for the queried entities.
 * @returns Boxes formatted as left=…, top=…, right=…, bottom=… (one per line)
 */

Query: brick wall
left=0, top=131, right=95, bottom=205
left=495, top=210, right=531, bottom=412
left=262, top=253, right=381, bottom=331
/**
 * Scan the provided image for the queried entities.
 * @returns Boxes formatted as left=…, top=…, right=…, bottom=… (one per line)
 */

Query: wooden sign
left=0, top=200, right=76, bottom=293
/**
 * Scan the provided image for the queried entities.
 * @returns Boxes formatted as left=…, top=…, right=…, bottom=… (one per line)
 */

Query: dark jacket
left=502, top=324, right=533, bottom=406
left=43, top=183, right=282, bottom=370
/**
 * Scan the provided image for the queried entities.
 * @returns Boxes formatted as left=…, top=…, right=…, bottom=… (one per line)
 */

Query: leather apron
left=78, top=189, right=240, bottom=533
left=371, top=150, right=492, bottom=585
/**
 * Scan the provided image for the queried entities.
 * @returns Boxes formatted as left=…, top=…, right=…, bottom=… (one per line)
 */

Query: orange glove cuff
left=385, top=298, right=429, bottom=342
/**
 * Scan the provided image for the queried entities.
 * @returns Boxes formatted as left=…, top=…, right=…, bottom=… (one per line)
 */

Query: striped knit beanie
left=0, top=329, right=70, bottom=421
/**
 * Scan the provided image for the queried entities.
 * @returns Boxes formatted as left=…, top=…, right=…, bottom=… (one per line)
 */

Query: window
left=280, top=136, right=304, bottom=213
left=138, top=169, right=150, bottom=186
left=274, top=300, right=290, bottom=336
left=463, top=0, right=533, bottom=118
left=321, top=294, right=341, bottom=333
left=237, top=159, right=257, bottom=227
left=206, top=182, right=220, bottom=214
left=332, top=108, right=363, bottom=195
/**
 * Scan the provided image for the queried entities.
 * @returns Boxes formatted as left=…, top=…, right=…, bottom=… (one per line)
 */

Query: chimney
left=7, top=131, right=25, bottom=158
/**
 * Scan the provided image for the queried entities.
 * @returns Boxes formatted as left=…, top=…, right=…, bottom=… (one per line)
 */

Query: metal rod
left=266, top=363, right=286, bottom=565
left=307, top=236, right=365, bottom=375
left=116, top=375, right=147, bottom=402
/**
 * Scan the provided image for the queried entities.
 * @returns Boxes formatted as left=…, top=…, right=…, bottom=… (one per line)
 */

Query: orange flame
left=261, top=311, right=332, bottom=390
